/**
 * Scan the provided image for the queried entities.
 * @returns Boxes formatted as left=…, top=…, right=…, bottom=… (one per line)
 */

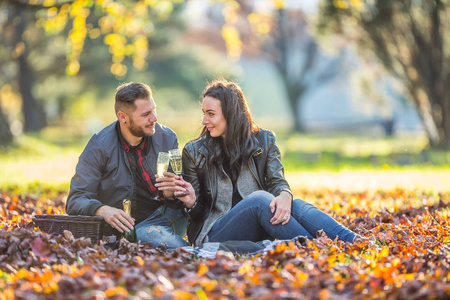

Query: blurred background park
left=0, top=0, right=449, bottom=192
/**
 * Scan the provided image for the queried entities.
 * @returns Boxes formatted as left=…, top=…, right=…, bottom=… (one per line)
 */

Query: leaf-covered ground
left=1, top=188, right=450, bottom=299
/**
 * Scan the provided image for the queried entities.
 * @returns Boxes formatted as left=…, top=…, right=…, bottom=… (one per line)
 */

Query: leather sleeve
left=181, top=143, right=205, bottom=220
left=263, top=131, right=292, bottom=197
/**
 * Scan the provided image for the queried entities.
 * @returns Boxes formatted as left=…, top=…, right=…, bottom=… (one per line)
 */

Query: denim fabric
left=135, top=205, right=188, bottom=249
left=207, top=190, right=356, bottom=243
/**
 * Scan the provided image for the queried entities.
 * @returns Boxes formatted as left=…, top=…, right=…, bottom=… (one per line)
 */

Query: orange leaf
left=197, top=263, right=209, bottom=276
left=105, top=286, right=129, bottom=297
left=172, top=290, right=193, bottom=299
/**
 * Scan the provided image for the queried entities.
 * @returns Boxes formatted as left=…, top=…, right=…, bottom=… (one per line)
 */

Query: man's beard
left=129, top=118, right=154, bottom=138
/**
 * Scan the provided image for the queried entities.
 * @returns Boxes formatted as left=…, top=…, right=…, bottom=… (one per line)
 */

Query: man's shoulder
left=155, top=122, right=176, bottom=136
left=153, top=122, right=177, bottom=143
left=85, top=122, right=118, bottom=151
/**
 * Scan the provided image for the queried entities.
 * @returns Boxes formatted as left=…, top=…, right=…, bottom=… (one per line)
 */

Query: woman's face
left=202, top=96, right=227, bottom=138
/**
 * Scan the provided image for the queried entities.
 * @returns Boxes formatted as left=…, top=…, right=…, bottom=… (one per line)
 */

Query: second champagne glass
left=169, top=148, right=188, bottom=196
left=168, top=149, right=182, bottom=175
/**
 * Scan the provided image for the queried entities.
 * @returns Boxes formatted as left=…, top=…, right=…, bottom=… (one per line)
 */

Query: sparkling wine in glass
left=157, top=152, right=169, bottom=177
left=169, top=149, right=182, bottom=175
left=169, top=148, right=188, bottom=196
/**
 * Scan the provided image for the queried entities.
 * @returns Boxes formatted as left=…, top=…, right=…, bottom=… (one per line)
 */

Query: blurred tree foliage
left=0, top=0, right=225, bottom=146
left=317, top=0, right=450, bottom=149
left=245, top=6, right=344, bottom=132
left=208, top=0, right=345, bottom=133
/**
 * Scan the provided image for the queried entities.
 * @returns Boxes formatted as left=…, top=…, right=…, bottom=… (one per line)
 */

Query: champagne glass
left=168, top=149, right=182, bottom=175
left=169, top=148, right=188, bottom=196
left=157, top=152, right=170, bottom=178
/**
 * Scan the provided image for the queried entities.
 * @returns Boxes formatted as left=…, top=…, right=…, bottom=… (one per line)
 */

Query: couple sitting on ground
left=66, top=80, right=360, bottom=250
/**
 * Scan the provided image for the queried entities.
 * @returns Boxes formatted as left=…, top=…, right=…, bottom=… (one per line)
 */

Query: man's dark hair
left=115, top=82, right=152, bottom=114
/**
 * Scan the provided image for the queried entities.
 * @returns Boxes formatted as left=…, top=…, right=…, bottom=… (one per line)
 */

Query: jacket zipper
left=123, top=150, right=135, bottom=201
left=249, top=148, right=263, bottom=188
left=193, top=152, right=215, bottom=244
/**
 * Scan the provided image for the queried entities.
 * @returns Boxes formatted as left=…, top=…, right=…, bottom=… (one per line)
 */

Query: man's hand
left=95, top=205, right=135, bottom=233
left=269, top=191, right=293, bottom=225
left=155, top=172, right=187, bottom=199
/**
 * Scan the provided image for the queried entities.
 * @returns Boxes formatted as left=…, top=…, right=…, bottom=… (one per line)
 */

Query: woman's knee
left=237, top=191, right=275, bottom=217
left=244, top=190, right=274, bottom=204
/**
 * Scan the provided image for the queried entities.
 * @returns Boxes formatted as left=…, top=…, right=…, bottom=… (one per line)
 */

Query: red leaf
left=30, top=237, right=51, bottom=258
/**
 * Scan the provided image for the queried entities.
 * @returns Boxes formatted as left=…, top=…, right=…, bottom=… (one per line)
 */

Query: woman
left=174, top=79, right=358, bottom=247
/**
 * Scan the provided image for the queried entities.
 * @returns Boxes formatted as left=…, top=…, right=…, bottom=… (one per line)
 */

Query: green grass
left=275, top=132, right=450, bottom=172
left=1, top=129, right=450, bottom=191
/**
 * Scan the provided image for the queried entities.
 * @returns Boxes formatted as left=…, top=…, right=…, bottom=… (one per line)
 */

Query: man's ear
left=117, top=111, right=128, bottom=124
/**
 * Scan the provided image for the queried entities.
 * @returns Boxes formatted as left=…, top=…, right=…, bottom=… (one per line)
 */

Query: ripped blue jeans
left=135, top=205, right=188, bottom=249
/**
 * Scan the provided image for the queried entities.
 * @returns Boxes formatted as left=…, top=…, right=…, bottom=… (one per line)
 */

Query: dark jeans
left=207, top=190, right=356, bottom=243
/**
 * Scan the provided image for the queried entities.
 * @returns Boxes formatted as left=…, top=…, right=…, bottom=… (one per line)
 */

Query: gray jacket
left=66, top=121, right=178, bottom=216
left=182, top=129, right=292, bottom=246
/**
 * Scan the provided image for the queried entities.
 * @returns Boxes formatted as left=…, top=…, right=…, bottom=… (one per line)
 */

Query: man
left=66, top=82, right=188, bottom=249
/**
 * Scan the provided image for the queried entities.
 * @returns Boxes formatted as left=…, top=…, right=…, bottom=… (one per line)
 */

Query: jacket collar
left=115, top=121, right=149, bottom=153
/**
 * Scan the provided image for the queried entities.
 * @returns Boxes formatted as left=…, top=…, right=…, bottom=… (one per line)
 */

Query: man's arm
left=66, top=136, right=106, bottom=216
left=65, top=136, right=135, bottom=232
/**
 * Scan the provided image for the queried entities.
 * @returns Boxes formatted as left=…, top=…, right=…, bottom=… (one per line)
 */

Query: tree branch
left=1, top=0, right=74, bottom=9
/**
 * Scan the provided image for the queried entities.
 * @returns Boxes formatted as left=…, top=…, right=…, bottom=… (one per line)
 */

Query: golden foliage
left=32, top=0, right=181, bottom=78
left=1, top=188, right=450, bottom=298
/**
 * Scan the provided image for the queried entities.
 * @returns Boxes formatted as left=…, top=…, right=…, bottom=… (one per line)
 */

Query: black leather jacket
left=182, top=128, right=292, bottom=245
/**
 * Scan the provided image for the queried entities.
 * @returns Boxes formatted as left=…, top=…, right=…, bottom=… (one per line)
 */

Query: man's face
left=128, top=98, right=158, bottom=138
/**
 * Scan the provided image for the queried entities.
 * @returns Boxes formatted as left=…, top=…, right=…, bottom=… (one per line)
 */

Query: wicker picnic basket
left=33, top=214, right=118, bottom=243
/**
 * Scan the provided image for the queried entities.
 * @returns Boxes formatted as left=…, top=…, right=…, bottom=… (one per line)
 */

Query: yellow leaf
left=15, top=269, right=29, bottom=280
left=136, top=256, right=144, bottom=266
left=334, top=0, right=349, bottom=9
left=33, top=283, right=43, bottom=293
left=273, top=0, right=284, bottom=10
left=238, top=261, right=253, bottom=275
left=379, top=247, right=389, bottom=259
left=296, top=271, right=309, bottom=282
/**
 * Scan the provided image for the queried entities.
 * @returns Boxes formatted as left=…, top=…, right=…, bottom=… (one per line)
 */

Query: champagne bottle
left=122, top=199, right=137, bottom=242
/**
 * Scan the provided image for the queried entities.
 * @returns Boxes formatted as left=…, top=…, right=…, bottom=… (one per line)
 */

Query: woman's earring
left=124, top=121, right=127, bottom=124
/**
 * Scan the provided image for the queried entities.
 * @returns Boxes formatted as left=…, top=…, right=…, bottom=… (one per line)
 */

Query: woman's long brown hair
left=198, top=79, right=260, bottom=179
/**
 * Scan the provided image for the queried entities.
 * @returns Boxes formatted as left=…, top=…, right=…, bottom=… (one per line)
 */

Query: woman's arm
left=263, top=131, right=294, bottom=225
left=264, top=131, right=293, bottom=198
left=178, top=144, right=205, bottom=220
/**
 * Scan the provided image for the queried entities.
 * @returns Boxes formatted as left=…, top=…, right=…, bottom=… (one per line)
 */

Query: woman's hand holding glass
left=168, top=149, right=189, bottom=197
left=174, top=176, right=197, bottom=208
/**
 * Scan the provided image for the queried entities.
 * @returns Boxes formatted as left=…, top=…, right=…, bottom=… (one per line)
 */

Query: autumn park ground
left=1, top=133, right=450, bottom=299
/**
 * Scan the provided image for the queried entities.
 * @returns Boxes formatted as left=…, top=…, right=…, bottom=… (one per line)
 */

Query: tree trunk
left=285, top=81, right=306, bottom=132
left=18, top=53, right=46, bottom=132
left=0, top=105, right=13, bottom=146
left=439, top=82, right=450, bottom=149
left=15, top=9, right=46, bottom=132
